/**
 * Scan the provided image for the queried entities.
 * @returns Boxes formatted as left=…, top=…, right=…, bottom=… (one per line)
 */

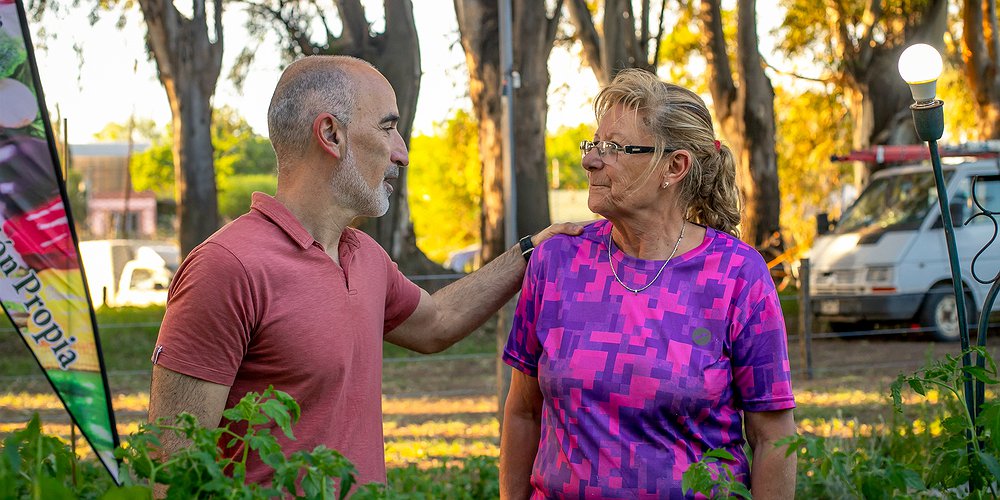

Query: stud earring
left=661, top=180, right=670, bottom=189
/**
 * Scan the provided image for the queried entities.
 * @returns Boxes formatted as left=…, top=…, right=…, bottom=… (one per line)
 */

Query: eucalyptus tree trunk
left=512, top=2, right=560, bottom=241
left=454, top=0, right=560, bottom=263
left=243, top=0, right=439, bottom=275
left=701, top=0, right=780, bottom=248
left=454, top=0, right=505, bottom=262
left=963, top=0, right=1000, bottom=139
left=566, top=0, right=662, bottom=85
left=137, top=0, right=223, bottom=258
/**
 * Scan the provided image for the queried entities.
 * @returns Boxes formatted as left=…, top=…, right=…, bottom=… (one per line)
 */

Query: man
left=147, top=55, right=580, bottom=486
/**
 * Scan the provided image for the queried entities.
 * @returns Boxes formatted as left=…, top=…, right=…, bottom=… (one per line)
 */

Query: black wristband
left=518, top=234, right=535, bottom=262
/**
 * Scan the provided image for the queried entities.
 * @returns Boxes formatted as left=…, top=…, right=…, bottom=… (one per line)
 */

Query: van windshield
left=836, top=170, right=952, bottom=234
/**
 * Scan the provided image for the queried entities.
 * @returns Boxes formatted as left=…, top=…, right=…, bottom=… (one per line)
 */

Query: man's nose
left=391, top=130, right=409, bottom=167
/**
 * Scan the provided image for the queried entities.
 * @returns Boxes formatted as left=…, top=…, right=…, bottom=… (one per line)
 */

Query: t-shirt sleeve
left=730, top=278, right=796, bottom=412
left=151, top=242, right=255, bottom=386
left=503, top=252, right=543, bottom=377
left=382, top=253, right=421, bottom=333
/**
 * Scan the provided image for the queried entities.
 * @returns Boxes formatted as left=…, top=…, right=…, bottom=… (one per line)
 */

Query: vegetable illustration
left=0, top=77, right=37, bottom=128
left=0, top=29, right=24, bottom=78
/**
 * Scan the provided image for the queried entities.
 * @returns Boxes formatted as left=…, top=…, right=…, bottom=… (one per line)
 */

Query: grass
left=0, top=305, right=499, bottom=376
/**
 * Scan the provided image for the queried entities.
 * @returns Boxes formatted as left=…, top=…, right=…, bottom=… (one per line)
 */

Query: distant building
left=68, top=143, right=158, bottom=238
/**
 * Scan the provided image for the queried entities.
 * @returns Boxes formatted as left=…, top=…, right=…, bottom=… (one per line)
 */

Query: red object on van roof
left=831, top=142, right=1000, bottom=163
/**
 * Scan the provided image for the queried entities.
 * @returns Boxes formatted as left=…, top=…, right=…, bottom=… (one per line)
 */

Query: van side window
left=952, top=178, right=972, bottom=226
left=970, top=175, right=1000, bottom=225
left=130, top=269, right=155, bottom=291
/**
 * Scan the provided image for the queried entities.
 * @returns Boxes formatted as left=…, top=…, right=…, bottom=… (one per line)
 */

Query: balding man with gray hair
left=147, top=55, right=580, bottom=490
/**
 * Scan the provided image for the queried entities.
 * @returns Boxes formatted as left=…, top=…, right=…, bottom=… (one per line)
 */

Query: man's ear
left=313, top=113, right=343, bottom=160
left=661, top=150, right=692, bottom=188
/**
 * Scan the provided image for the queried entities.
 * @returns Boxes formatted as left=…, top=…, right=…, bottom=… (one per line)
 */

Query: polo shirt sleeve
left=382, top=255, right=421, bottom=333
left=152, top=242, right=255, bottom=386
left=503, top=250, right=543, bottom=377
left=730, top=275, right=796, bottom=413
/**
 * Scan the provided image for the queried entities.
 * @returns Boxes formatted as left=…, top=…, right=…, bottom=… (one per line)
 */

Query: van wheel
left=920, top=286, right=977, bottom=342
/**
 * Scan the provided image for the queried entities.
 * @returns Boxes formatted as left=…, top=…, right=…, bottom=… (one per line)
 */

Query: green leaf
left=36, top=474, right=75, bottom=500
left=260, top=399, right=294, bottom=439
left=728, top=481, right=752, bottom=499
left=99, top=485, right=153, bottom=499
left=978, top=403, right=1000, bottom=450
left=907, top=378, right=927, bottom=396
left=891, top=376, right=905, bottom=411
left=965, top=366, right=1000, bottom=385
left=977, top=451, right=1000, bottom=483
left=704, top=449, right=736, bottom=461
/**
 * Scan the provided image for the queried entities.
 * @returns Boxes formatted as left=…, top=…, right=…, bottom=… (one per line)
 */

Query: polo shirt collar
left=249, top=192, right=361, bottom=253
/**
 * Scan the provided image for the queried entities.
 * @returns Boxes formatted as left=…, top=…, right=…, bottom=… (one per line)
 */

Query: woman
left=500, top=69, right=796, bottom=499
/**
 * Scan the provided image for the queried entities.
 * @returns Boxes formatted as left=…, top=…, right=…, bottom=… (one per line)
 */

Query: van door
left=915, top=173, right=1000, bottom=339
left=117, top=262, right=170, bottom=307
left=963, top=174, right=1000, bottom=313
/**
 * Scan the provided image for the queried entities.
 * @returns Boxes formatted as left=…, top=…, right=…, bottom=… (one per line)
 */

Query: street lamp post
left=898, top=43, right=1000, bottom=490
left=898, top=44, right=975, bottom=419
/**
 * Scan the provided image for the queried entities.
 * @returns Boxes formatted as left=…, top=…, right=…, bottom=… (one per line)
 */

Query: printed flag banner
left=0, top=0, right=120, bottom=480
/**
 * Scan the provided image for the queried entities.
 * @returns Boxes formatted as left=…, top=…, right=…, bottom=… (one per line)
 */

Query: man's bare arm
left=148, top=365, right=231, bottom=452
left=385, top=222, right=582, bottom=354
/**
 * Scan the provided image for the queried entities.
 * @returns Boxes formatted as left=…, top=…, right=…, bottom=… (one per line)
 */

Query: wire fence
left=3, top=267, right=998, bottom=400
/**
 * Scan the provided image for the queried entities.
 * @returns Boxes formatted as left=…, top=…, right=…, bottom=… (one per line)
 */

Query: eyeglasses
left=580, top=140, right=678, bottom=159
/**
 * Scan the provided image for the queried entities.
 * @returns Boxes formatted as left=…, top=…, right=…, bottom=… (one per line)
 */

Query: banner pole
left=71, top=421, right=77, bottom=485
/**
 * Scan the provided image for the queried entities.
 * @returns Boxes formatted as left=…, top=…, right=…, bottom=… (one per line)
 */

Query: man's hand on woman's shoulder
left=531, top=221, right=586, bottom=247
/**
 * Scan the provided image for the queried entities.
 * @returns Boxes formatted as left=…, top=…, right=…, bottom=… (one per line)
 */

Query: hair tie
left=713, top=140, right=721, bottom=151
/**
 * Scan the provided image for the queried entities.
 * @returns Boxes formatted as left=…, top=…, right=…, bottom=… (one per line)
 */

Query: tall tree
left=137, top=0, right=223, bottom=257
left=566, top=0, right=669, bottom=85
left=454, top=0, right=561, bottom=262
left=961, top=0, right=1000, bottom=139
left=238, top=0, right=439, bottom=274
left=777, top=0, right=947, bottom=182
left=701, top=0, right=780, bottom=248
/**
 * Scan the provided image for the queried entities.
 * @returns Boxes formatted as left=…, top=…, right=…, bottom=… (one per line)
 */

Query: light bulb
left=898, top=44, right=943, bottom=102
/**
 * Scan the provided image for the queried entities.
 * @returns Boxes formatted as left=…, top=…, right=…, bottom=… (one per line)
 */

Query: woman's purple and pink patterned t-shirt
left=504, top=220, right=795, bottom=499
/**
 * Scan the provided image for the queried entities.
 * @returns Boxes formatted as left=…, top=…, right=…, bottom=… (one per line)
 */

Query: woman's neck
left=608, top=215, right=687, bottom=260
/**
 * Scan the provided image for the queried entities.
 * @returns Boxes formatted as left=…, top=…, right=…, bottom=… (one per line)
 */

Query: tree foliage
left=775, top=0, right=945, bottom=168
left=959, top=0, right=1000, bottom=139
left=407, top=110, right=482, bottom=263
left=92, top=118, right=163, bottom=144
left=126, top=107, right=276, bottom=222
left=774, top=85, right=853, bottom=250
left=545, top=123, right=592, bottom=190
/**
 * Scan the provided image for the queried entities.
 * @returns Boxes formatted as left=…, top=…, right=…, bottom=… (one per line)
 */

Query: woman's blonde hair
left=593, top=68, right=741, bottom=237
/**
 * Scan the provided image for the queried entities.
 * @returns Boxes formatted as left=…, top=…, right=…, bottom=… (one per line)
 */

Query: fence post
left=798, top=258, right=814, bottom=380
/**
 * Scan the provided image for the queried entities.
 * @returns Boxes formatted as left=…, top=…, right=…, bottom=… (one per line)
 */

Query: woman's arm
left=500, top=369, right=544, bottom=500
left=744, top=409, right=797, bottom=499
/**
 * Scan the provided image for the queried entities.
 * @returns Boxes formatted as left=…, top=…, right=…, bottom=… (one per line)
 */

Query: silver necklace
left=607, top=221, right=686, bottom=295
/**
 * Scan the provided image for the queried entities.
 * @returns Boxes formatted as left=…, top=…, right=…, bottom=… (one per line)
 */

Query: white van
left=809, top=151, right=1000, bottom=341
left=79, top=240, right=179, bottom=308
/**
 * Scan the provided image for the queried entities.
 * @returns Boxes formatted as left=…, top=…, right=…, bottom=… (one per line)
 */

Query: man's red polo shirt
left=153, top=192, right=421, bottom=485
